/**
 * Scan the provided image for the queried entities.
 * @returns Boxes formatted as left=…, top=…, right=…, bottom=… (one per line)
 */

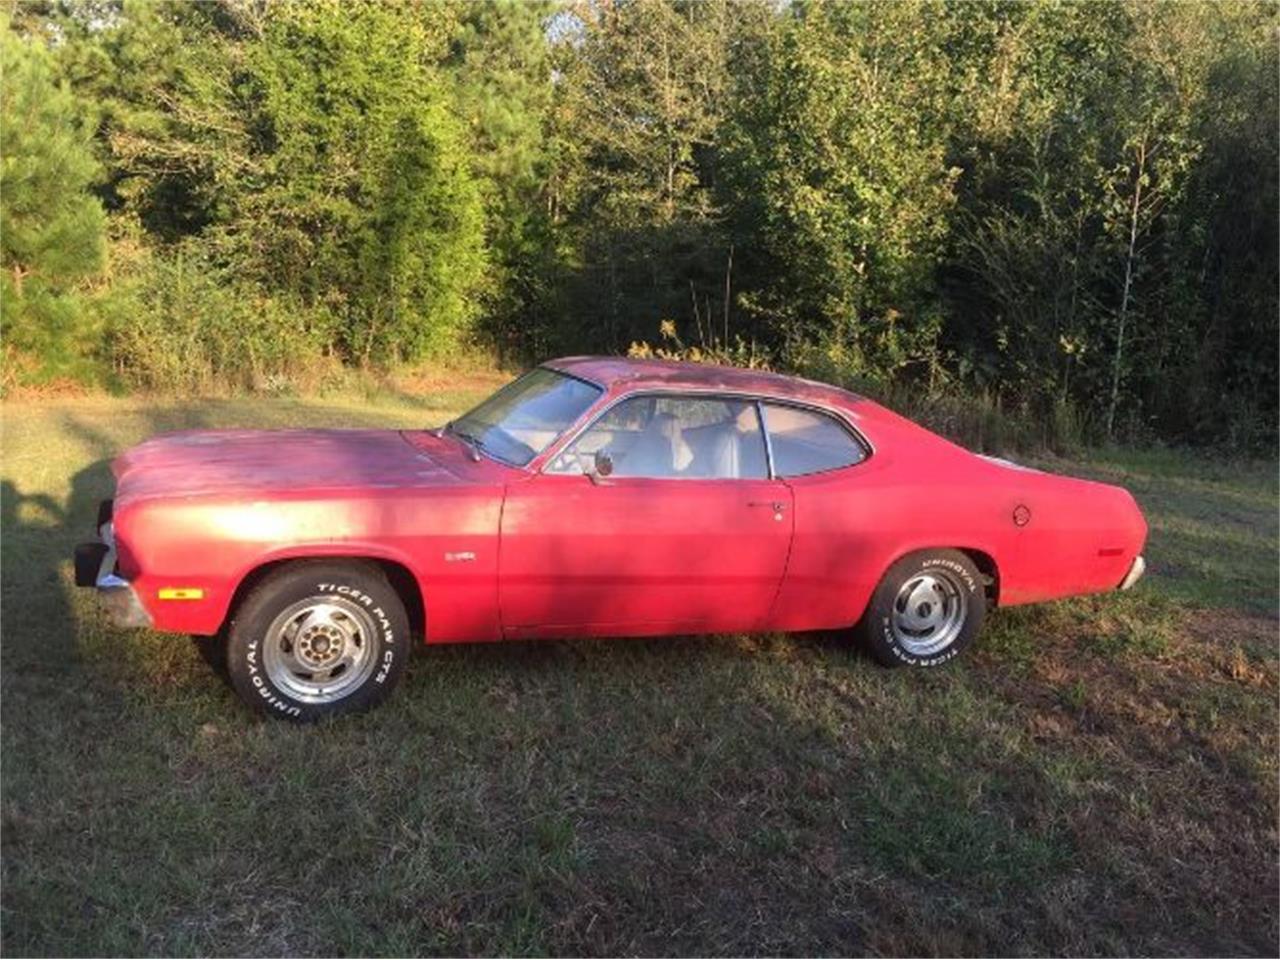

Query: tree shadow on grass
left=0, top=479, right=85, bottom=673
left=2, top=405, right=216, bottom=698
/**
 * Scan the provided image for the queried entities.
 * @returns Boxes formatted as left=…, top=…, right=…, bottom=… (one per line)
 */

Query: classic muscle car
left=74, top=357, right=1147, bottom=720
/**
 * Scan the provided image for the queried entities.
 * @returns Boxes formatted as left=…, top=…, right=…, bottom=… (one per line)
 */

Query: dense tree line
left=2, top=0, right=1275, bottom=448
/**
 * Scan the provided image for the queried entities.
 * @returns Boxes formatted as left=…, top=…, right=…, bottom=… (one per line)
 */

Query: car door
left=758, top=401, right=877, bottom=632
left=498, top=394, right=794, bottom=637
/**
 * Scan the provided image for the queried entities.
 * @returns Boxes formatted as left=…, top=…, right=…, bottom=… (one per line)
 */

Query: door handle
left=747, top=500, right=787, bottom=520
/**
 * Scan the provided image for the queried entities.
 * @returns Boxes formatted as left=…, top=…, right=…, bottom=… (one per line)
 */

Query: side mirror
left=587, top=450, right=614, bottom=484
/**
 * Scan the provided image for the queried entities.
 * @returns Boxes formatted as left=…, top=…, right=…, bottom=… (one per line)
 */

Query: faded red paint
left=104, top=357, right=1147, bottom=641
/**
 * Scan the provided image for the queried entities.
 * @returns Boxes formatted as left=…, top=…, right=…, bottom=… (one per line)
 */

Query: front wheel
left=226, top=561, right=410, bottom=721
left=857, top=549, right=986, bottom=668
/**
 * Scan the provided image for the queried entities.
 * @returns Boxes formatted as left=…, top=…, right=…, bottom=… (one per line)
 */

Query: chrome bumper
left=1119, top=554, right=1146, bottom=591
left=74, top=518, right=152, bottom=629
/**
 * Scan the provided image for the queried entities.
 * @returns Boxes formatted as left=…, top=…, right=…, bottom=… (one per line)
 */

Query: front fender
left=115, top=492, right=504, bottom=641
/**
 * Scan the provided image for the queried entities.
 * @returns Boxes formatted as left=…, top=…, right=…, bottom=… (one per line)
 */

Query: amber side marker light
left=157, top=588, right=205, bottom=601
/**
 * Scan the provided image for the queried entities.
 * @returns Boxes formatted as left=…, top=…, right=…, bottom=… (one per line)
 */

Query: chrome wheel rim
left=889, top=570, right=968, bottom=657
left=262, top=597, right=380, bottom=704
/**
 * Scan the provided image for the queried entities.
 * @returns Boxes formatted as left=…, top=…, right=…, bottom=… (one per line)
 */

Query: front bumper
left=1119, top=554, right=1146, bottom=591
left=74, top=513, right=152, bottom=629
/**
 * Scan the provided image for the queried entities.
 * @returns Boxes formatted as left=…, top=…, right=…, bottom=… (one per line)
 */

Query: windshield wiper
left=444, top=422, right=483, bottom=462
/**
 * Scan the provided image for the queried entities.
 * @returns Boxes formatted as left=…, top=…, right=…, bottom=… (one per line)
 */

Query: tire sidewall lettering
left=868, top=551, right=985, bottom=668
left=313, top=581, right=397, bottom=685
left=917, top=557, right=978, bottom=594
left=229, top=569, right=409, bottom=721
left=880, top=618, right=965, bottom=667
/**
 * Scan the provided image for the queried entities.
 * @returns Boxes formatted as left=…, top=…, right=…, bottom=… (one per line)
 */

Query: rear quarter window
left=763, top=403, right=866, bottom=477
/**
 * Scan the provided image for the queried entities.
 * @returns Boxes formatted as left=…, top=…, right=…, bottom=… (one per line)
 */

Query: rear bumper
left=1119, top=554, right=1146, bottom=591
left=74, top=515, right=152, bottom=630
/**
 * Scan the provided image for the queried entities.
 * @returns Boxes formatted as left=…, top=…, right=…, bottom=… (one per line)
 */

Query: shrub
left=628, top=321, right=1087, bottom=455
left=105, top=241, right=335, bottom=394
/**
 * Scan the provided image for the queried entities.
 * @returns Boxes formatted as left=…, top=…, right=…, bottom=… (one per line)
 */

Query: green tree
left=32, top=0, right=254, bottom=242
left=1, top=0, right=1274, bottom=449
left=1097, top=2, right=1204, bottom=439
left=552, top=0, right=751, bottom=350
left=238, top=0, right=486, bottom=362
left=449, top=0, right=559, bottom=359
left=1168, top=2, right=1278, bottom=446
left=946, top=1, right=1134, bottom=420
left=944, top=1, right=1273, bottom=444
left=0, top=16, right=107, bottom=382
left=723, top=0, right=959, bottom=383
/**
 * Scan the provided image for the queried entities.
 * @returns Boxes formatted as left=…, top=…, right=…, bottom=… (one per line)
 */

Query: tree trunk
left=1106, top=138, right=1146, bottom=440
left=723, top=244, right=733, bottom=347
left=663, top=33, right=675, bottom=221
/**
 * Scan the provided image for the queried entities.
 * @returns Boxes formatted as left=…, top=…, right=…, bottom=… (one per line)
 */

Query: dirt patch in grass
left=1182, top=607, right=1279, bottom=668
left=976, top=601, right=1278, bottom=955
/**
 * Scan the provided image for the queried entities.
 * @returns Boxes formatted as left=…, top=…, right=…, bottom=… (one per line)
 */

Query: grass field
left=2, top=382, right=1277, bottom=956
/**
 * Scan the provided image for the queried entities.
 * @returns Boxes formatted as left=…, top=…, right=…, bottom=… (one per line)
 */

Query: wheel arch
left=221, top=554, right=426, bottom=639
left=956, top=546, right=1000, bottom=606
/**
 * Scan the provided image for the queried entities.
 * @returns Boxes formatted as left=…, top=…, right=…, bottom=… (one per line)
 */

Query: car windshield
left=447, top=368, right=602, bottom=466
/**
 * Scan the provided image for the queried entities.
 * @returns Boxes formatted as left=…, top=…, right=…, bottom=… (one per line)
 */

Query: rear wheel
left=857, top=549, right=986, bottom=667
left=226, top=561, right=410, bottom=721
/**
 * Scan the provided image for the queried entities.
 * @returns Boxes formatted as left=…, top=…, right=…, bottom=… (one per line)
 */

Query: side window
left=762, top=404, right=865, bottom=477
left=549, top=395, right=769, bottom=479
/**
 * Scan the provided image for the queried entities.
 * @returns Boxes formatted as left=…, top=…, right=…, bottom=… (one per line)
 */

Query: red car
left=75, top=357, right=1147, bottom=720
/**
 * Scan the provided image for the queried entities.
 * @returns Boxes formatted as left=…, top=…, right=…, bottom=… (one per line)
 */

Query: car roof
left=543, top=356, right=863, bottom=409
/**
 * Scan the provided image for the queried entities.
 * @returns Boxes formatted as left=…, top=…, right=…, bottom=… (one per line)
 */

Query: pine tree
left=0, top=18, right=107, bottom=382
left=450, top=0, right=559, bottom=359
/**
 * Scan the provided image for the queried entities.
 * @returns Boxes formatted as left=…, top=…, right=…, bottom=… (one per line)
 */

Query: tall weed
left=105, top=243, right=337, bottom=394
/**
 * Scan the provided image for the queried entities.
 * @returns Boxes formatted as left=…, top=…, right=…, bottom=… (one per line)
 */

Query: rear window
left=762, top=403, right=866, bottom=476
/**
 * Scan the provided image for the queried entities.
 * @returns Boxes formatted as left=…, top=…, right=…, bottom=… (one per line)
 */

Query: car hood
left=112, top=429, right=476, bottom=506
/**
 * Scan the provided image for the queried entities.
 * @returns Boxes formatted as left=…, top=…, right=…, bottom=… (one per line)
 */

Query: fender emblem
left=444, top=551, right=476, bottom=563
left=1012, top=505, right=1031, bottom=527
